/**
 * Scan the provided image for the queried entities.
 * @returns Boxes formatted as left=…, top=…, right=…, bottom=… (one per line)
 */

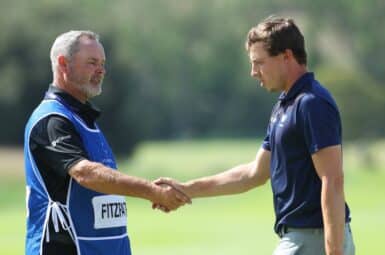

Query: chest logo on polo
left=279, top=114, right=287, bottom=127
left=92, top=195, right=127, bottom=229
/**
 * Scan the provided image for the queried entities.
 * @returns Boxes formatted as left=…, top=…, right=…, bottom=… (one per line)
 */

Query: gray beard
left=74, top=82, right=102, bottom=100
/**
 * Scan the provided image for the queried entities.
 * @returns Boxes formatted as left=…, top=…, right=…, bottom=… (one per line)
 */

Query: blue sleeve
left=262, top=100, right=282, bottom=151
left=261, top=123, right=271, bottom=151
left=299, top=96, right=342, bottom=154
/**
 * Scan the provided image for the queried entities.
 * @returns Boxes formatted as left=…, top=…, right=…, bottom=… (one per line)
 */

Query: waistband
left=277, top=223, right=352, bottom=238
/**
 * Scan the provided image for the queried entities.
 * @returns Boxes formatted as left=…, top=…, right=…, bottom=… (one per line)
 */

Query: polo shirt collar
left=278, top=72, right=314, bottom=103
left=46, top=84, right=101, bottom=121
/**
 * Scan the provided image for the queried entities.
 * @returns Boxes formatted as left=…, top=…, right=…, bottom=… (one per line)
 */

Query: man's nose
left=250, top=66, right=260, bottom=79
left=97, top=65, right=106, bottom=75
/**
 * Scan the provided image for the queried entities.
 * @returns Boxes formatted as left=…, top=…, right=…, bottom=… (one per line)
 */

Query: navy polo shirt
left=262, top=72, right=351, bottom=233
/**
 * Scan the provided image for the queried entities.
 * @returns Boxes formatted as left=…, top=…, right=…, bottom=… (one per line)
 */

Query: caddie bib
left=25, top=94, right=131, bottom=255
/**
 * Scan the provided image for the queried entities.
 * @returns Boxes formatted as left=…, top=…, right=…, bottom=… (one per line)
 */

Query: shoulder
left=297, top=81, right=339, bottom=113
left=46, top=114, right=75, bottom=130
left=30, top=115, right=78, bottom=144
left=32, top=114, right=73, bottom=132
left=298, top=93, right=321, bottom=110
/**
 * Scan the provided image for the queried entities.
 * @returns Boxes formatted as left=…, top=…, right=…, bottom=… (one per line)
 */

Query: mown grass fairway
left=1, top=139, right=384, bottom=254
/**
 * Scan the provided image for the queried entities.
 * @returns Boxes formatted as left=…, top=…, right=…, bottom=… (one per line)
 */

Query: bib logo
left=101, top=202, right=127, bottom=219
left=92, top=195, right=127, bottom=229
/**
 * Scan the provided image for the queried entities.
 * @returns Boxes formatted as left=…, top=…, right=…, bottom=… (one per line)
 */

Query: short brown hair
left=245, top=16, right=307, bottom=65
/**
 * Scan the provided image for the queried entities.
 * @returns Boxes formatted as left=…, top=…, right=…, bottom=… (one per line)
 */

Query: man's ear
left=58, top=55, right=69, bottom=73
left=283, top=49, right=294, bottom=62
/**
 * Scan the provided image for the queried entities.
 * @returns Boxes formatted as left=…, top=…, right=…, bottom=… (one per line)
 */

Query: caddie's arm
left=69, top=159, right=191, bottom=210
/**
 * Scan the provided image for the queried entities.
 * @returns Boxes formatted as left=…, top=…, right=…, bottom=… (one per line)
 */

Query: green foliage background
left=1, top=2, right=384, bottom=253
left=0, top=0, right=384, bottom=154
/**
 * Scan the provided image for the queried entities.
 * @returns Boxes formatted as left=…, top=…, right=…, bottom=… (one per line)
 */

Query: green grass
left=119, top=138, right=261, bottom=180
left=1, top=139, right=384, bottom=254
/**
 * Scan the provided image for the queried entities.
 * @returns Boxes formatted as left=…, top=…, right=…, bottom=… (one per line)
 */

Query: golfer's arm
left=68, top=159, right=159, bottom=201
left=184, top=148, right=271, bottom=198
left=312, top=145, right=345, bottom=255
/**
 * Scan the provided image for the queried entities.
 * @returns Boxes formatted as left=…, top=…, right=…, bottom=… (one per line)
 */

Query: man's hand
left=151, top=179, right=191, bottom=212
left=152, top=178, right=190, bottom=212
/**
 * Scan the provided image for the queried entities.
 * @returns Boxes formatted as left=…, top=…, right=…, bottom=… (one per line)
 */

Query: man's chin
left=83, top=84, right=102, bottom=99
left=88, top=88, right=102, bottom=98
left=260, top=83, right=273, bottom=92
left=262, top=84, right=280, bottom=93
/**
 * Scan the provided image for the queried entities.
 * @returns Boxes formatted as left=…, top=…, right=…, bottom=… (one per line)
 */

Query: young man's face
left=67, top=37, right=106, bottom=100
left=248, top=42, right=287, bottom=92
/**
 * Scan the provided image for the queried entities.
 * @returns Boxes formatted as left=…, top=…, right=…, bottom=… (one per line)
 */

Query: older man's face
left=67, top=37, right=106, bottom=100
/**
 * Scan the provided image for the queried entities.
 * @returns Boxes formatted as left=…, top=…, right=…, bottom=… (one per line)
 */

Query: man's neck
left=52, top=78, right=87, bottom=104
left=283, top=65, right=307, bottom=93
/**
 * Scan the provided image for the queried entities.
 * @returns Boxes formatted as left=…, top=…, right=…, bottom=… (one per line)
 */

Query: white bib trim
left=77, top=232, right=128, bottom=241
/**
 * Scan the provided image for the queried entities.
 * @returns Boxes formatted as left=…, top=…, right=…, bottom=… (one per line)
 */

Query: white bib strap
left=45, top=201, right=75, bottom=243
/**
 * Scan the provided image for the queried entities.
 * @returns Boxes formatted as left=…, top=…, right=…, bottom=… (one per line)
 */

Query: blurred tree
left=0, top=0, right=384, bottom=155
left=317, top=66, right=385, bottom=139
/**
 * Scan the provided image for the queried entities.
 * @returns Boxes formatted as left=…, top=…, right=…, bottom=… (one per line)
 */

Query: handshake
left=151, top=178, right=192, bottom=213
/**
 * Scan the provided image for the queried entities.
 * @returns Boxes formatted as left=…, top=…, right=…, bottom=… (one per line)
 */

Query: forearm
left=183, top=162, right=265, bottom=198
left=69, top=160, right=159, bottom=201
left=321, top=177, right=345, bottom=255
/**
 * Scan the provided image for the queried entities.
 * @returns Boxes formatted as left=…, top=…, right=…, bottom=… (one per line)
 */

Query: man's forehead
left=78, top=37, right=103, bottom=49
left=76, top=38, right=105, bottom=58
left=249, top=42, right=268, bottom=59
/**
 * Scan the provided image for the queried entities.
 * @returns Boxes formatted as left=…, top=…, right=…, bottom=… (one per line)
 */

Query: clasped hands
left=152, top=178, right=190, bottom=213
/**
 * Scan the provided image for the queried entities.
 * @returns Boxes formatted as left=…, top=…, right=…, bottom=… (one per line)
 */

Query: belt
left=277, top=225, right=288, bottom=238
left=277, top=223, right=351, bottom=238
left=277, top=225, right=323, bottom=238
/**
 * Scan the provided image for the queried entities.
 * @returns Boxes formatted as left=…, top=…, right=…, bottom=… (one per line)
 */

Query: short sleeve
left=30, top=115, right=88, bottom=178
left=299, top=96, right=342, bottom=154
left=261, top=123, right=271, bottom=151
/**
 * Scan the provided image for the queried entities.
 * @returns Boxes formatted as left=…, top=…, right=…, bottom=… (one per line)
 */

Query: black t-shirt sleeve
left=30, top=115, right=88, bottom=178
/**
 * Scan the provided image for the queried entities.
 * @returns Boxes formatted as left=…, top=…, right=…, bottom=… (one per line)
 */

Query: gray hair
left=50, top=30, right=100, bottom=75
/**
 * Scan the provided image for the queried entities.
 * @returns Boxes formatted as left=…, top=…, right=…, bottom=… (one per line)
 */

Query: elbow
left=255, top=174, right=269, bottom=187
left=71, top=169, right=92, bottom=187
left=74, top=173, right=92, bottom=187
left=243, top=176, right=268, bottom=192
left=253, top=165, right=270, bottom=187
left=69, top=160, right=100, bottom=188
left=246, top=168, right=269, bottom=189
